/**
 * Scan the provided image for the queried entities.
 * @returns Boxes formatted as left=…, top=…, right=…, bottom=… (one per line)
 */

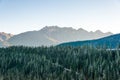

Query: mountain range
left=0, top=26, right=113, bottom=47
left=59, top=33, right=120, bottom=48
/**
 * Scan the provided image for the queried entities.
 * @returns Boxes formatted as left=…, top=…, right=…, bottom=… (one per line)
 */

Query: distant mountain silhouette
left=0, top=32, right=13, bottom=47
left=7, top=26, right=112, bottom=47
left=0, top=32, right=13, bottom=41
left=59, top=33, right=120, bottom=48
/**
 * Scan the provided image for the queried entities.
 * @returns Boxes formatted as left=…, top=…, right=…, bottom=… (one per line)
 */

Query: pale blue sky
left=0, top=0, right=120, bottom=34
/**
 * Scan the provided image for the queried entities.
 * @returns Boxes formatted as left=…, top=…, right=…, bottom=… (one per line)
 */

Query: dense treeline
left=0, top=46, right=120, bottom=80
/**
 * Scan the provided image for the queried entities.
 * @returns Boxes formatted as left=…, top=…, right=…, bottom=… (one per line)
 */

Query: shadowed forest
left=0, top=46, right=120, bottom=80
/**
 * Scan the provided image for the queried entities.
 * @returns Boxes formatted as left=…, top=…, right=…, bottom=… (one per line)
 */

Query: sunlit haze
left=0, top=0, right=120, bottom=34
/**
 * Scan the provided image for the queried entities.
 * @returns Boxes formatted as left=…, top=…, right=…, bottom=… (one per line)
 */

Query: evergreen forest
left=0, top=46, right=120, bottom=80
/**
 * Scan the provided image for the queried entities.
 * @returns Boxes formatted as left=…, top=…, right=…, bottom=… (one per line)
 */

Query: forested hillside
left=59, top=33, right=120, bottom=48
left=0, top=46, right=120, bottom=80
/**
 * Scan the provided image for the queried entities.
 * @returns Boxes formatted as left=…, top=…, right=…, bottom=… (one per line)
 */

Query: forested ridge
left=0, top=46, right=120, bottom=80
left=59, top=33, right=120, bottom=49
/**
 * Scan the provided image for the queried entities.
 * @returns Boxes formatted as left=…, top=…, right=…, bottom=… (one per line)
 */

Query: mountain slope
left=8, top=26, right=113, bottom=46
left=0, top=41, right=3, bottom=47
left=8, top=31, right=58, bottom=46
left=0, top=32, right=13, bottom=41
left=59, top=33, right=120, bottom=48
left=0, top=32, right=13, bottom=47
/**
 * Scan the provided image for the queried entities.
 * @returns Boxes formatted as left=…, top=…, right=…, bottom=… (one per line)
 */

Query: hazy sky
left=0, top=0, right=120, bottom=34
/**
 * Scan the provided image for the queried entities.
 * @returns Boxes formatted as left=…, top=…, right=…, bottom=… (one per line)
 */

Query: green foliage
left=0, top=46, right=120, bottom=80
